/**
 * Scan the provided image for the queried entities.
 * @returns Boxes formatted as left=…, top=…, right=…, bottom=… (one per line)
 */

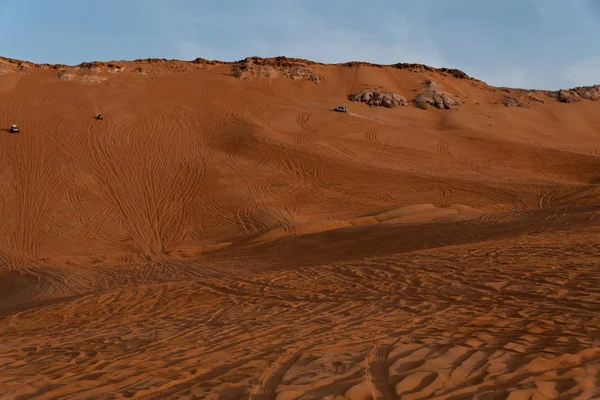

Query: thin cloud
left=2, top=0, right=599, bottom=89
left=162, top=5, right=448, bottom=68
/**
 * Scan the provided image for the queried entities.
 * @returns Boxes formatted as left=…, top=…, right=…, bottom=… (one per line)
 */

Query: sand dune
left=0, top=56, right=599, bottom=399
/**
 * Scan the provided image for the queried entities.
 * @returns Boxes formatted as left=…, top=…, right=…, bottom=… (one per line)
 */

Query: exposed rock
left=281, top=66, right=320, bottom=82
left=57, top=68, right=108, bottom=83
left=548, top=85, right=600, bottom=103
left=231, top=63, right=273, bottom=80
left=79, top=74, right=108, bottom=83
left=57, top=70, right=75, bottom=81
left=191, top=57, right=221, bottom=66
left=502, top=96, right=527, bottom=107
left=348, top=90, right=408, bottom=107
left=440, top=94, right=460, bottom=110
left=340, top=61, right=476, bottom=80
left=414, top=93, right=460, bottom=110
left=231, top=58, right=321, bottom=82
left=557, top=90, right=580, bottom=103
left=529, top=95, right=545, bottom=104
left=573, top=85, right=600, bottom=100
left=424, top=80, right=444, bottom=92
left=413, top=81, right=461, bottom=110
left=495, top=88, right=545, bottom=105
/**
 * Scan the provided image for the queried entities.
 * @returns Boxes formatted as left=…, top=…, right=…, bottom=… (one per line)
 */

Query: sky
left=1, top=0, right=599, bottom=90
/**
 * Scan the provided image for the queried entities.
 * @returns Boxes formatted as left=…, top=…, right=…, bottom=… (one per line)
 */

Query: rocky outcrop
left=340, top=61, right=475, bottom=80
left=348, top=90, right=408, bottom=107
left=549, top=85, right=600, bottom=103
left=57, top=66, right=113, bottom=83
left=496, top=88, right=545, bottom=107
left=57, top=70, right=75, bottom=81
left=574, top=85, right=600, bottom=100
left=231, top=57, right=321, bottom=82
left=556, top=90, right=580, bottom=103
left=413, top=80, right=461, bottom=110
left=502, top=96, right=528, bottom=107
left=414, top=93, right=460, bottom=110
left=0, top=54, right=475, bottom=80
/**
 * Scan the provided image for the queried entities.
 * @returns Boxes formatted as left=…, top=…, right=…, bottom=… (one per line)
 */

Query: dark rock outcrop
left=573, top=85, right=600, bottom=100
left=348, top=90, right=408, bottom=107
left=414, top=93, right=460, bottom=110
left=502, top=96, right=528, bottom=107
left=549, top=85, right=600, bottom=103
left=413, top=81, right=461, bottom=110
left=557, top=90, right=580, bottom=103
left=340, top=61, right=475, bottom=80
left=230, top=58, right=321, bottom=82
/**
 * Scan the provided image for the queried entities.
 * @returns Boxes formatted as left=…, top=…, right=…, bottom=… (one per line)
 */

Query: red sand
left=0, top=56, right=598, bottom=399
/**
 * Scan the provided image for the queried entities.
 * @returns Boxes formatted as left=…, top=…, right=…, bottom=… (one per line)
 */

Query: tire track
left=365, top=127, right=382, bottom=145
left=84, top=96, right=205, bottom=256
left=467, top=160, right=481, bottom=172
left=461, top=182, right=529, bottom=211
left=437, top=141, right=452, bottom=156
left=366, top=344, right=396, bottom=400
left=249, top=350, right=302, bottom=400
left=538, top=188, right=560, bottom=209
left=436, top=188, right=453, bottom=207
left=295, top=112, right=316, bottom=147
left=534, top=154, right=547, bottom=168
left=365, top=126, right=394, bottom=166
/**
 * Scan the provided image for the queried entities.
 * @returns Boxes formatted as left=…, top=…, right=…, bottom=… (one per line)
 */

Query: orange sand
left=0, top=56, right=598, bottom=399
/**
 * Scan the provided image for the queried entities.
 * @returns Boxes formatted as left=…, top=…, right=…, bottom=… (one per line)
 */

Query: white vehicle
left=9, top=124, right=19, bottom=133
left=334, top=106, right=347, bottom=112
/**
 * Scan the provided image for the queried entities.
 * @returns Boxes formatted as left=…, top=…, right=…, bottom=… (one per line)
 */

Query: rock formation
left=549, top=85, right=600, bottom=103
left=230, top=57, right=321, bottom=82
left=413, top=80, right=461, bottom=110
left=502, top=96, right=528, bottom=107
left=348, top=90, right=408, bottom=107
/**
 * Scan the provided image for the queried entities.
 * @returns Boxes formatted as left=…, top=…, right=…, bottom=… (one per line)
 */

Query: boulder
left=414, top=93, right=460, bottom=110
left=441, top=94, right=460, bottom=110
left=348, top=90, right=408, bottom=107
left=574, top=85, right=600, bottom=100
left=415, top=94, right=435, bottom=107
left=413, top=80, right=461, bottom=110
left=557, top=90, right=580, bottom=103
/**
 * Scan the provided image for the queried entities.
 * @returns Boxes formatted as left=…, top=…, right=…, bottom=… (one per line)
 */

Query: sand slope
left=0, top=57, right=599, bottom=399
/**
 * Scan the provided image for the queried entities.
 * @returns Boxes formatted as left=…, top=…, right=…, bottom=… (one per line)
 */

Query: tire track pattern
left=1, top=222, right=599, bottom=399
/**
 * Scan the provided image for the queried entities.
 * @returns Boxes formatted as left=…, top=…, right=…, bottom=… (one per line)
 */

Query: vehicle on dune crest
left=96, top=114, right=103, bottom=120
left=333, top=106, right=347, bottom=112
left=9, top=124, right=19, bottom=133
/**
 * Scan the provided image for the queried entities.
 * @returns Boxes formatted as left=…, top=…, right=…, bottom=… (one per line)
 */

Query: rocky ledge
left=230, top=57, right=321, bottom=82
left=549, top=85, right=600, bottom=103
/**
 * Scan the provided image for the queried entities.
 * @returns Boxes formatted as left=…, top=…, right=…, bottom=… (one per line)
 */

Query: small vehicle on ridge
left=333, top=106, right=347, bottom=113
left=9, top=124, right=19, bottom=133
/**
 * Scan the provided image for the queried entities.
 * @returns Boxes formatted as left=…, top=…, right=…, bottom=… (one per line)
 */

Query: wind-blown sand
left=0, top=56, right=599, bottom=399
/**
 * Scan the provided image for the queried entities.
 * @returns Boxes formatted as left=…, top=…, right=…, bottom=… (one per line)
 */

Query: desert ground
left=0, top=56, right=599, bottom=399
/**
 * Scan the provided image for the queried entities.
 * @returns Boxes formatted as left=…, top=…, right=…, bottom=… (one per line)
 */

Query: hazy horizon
left=1, top=0, right=599, bottom=90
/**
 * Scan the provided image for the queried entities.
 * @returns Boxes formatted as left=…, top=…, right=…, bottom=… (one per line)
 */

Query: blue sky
left=1, top=0, right=599, bottom=90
